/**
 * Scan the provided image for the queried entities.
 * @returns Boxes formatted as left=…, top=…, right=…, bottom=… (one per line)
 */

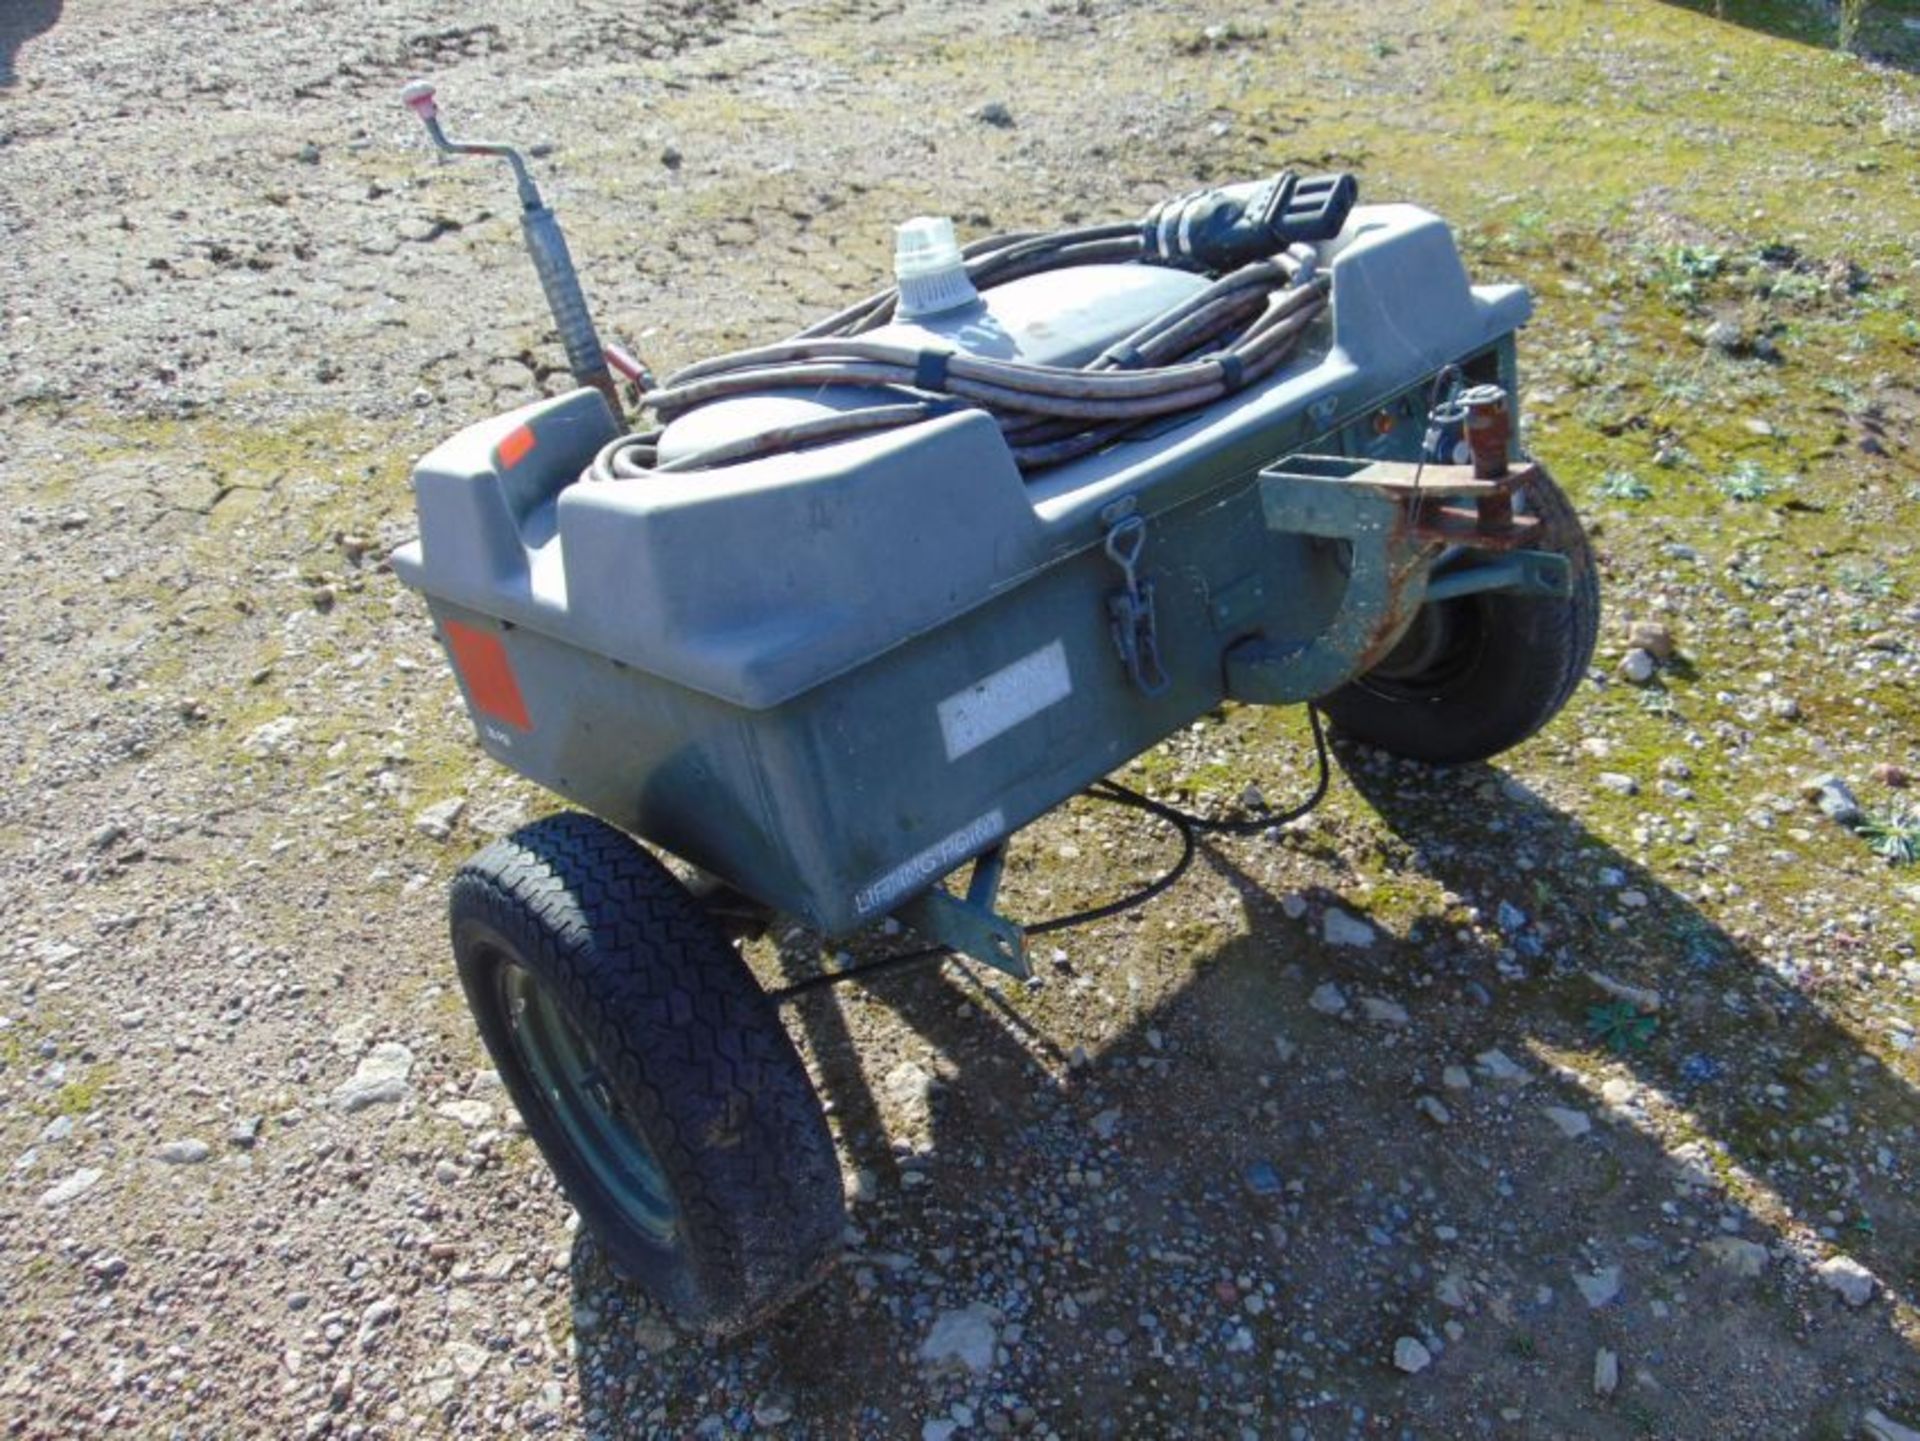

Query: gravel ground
left=4, top=1, right=1920, bottom=1438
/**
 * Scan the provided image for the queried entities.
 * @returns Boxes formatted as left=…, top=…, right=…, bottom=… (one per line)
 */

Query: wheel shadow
left=567, top=918, right=1085, bottom=1437
left=568, top=744, right=1920, bottom=1437
left=0, top=0, right=60, bottom=88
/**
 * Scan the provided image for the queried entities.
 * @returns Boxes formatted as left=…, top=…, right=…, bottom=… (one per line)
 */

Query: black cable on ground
left=766, top=707, right=1330, bottom=1005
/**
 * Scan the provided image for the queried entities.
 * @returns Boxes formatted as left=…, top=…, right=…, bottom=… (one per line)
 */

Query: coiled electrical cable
left=588, top=220, right=1332, bottom=481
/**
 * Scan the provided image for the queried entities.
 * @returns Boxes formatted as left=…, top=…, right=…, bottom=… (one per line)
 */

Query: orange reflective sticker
left=497, top=424, right=537, bottom=470
left=441, top=619, right=531, bottom=731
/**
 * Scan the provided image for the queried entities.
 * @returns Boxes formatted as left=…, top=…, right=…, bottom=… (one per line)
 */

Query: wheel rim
left=1355, top=596, right=1486, bottom=698
left=493, top=956, right=681, bottom=1248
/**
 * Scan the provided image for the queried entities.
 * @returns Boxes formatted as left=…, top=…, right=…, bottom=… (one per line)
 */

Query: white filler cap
left=893, top=215, right=980, bottom=318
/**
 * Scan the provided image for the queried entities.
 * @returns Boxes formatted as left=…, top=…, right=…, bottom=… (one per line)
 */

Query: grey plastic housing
left=391, top=203, right=1531, bottom=936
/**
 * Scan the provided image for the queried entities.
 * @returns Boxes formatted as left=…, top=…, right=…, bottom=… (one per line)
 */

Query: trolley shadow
left=1330, top=756, right=1920, bottom=1308
left=0, top=0, right=60, bottom=88
left=569, top=744, right=1920, bottom=1436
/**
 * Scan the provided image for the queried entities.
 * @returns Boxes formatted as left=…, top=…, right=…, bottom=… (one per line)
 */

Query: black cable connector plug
left=1262, top=172, right=1358, bottom=243
left=1141, top=171, right=1359, bottom=273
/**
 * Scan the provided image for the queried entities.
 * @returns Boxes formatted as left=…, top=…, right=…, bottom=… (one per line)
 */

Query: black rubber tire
left=448, top=812, right=844, bottom=1333
left=1318, top=468, right=1598, bottom=765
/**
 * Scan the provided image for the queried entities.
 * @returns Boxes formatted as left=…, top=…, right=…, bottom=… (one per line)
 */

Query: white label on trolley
left=937, top=640, right=1073, bottom=762
left=853, top=808, right=1007, bottom=919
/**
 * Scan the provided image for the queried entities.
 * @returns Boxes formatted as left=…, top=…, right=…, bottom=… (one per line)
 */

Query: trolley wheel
left=448, top=812, right=843, bottom=1333
left=1319, top=467, right=1599, bottom=765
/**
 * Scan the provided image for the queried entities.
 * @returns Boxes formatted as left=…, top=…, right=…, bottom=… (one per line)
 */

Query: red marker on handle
left=400, top=79, right=438, bottom=124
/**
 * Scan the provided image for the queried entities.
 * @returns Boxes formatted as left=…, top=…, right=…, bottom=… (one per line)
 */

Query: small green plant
left=1817, top=375, right=1871, bottom=413
left=1717, top=459, right=1785, bottom=502
left=1837, top=0, right=1866, bottom=52
left=52, top=1067, right=111, bottom=1117
left=1587, top=1001, right=1659, bottom=1054
left=1836, top=561, right=1895, bottom=599
left=1758, top=266, right=1826, bottom=304
left=1653, top=369, right=1708, bottom=407
left=1860, top=804, right=1920, bottom=866
left=1654, top=244, right=1725, bottom=306
left=1673, top=245, right=1724, bottom=278
left=1564, top=343, right=1608, bottom=388
left=1597, top=470, right=1652, bottom=501
left=1499, top=208, right=1550, bottom=251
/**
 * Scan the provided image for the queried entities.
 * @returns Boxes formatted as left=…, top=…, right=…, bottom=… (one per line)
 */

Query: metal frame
left=894, top=449, right=1572, bottom=972
left=894, top=845, right=1031, bottom=978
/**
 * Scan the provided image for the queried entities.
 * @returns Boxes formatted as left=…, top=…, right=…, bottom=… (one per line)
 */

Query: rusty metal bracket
left=1408, top=460, right=1544, bottom=550
left=1256, top=453, right=1547, bottom=548
left=1222, top=451, right=1566, bottom=704
left=1224, top=461, right=1425, bottom=703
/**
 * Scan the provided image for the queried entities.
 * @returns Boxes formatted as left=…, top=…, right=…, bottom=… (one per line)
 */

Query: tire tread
left=1320, top=469, right=1599, bottom=764
left=449, top=813, right=843, bottom=1333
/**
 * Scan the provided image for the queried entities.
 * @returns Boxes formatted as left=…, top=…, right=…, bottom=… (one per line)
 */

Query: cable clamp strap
left=914, top=348, right=953, bottom=391
left=1097, top=342, right=1147, bottom=371
left=1212, top=352, right=1245, bottom=393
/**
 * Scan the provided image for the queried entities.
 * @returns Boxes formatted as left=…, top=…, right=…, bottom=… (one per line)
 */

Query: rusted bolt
left=1461, top=384, right=1514, bottom=529
left=1461, top=384, right=1511, bottom=479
